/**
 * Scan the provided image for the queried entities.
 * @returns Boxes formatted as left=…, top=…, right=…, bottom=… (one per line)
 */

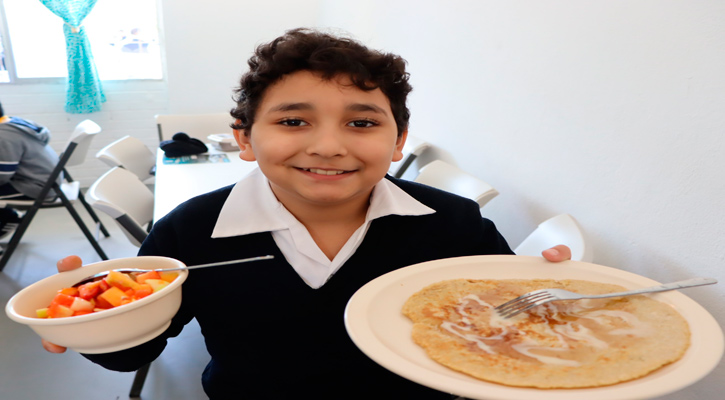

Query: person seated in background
left=43, top=28, right=571, bottom=399
left=0, top=101, right=62, bottom=238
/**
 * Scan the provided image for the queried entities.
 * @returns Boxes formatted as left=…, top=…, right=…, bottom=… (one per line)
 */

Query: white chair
left=389, top=135, right=432, bottom=179
left=96, top=135, right=156, bottom=182
left=514, top=214, right=593, bottom=262
left=86, top=165, right=155, bottom=396
left=413, top=160, right=499, bottom=209
left=155, top=113, right=232, bottom=143
left=87, top=167, right=154, bottom=247
left=0, top=120, right=110, bottom=271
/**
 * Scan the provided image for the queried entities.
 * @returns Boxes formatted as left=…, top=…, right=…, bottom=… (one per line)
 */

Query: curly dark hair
left=230, top=28, right=412, bottom=137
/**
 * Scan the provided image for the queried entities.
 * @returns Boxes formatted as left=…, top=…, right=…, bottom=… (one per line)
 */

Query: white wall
left=160, top=0, right=323, bottom=113
left=0, top=80, right=167, bottom=185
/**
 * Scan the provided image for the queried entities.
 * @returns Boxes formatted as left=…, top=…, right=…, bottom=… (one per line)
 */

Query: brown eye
left=348, top=120, right=377, bottom=128
left=280, top=119, right=308, bottom=127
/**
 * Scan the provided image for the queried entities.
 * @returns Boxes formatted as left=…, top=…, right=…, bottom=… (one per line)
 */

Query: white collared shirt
left=212, top=168, right=435, bottom=288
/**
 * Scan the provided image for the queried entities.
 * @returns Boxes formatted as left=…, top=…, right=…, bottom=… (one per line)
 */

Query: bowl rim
left=5, top=256, right=188, bottom=326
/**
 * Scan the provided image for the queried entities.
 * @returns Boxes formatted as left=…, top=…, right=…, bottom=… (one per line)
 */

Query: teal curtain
left=40, top=0, right=105, bottom=114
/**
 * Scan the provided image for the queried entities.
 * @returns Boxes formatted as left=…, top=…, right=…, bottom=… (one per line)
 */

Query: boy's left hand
left=541, top=245, right=572, bottom=262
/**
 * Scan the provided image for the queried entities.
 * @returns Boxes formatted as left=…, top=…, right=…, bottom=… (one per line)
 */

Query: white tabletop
left=153, top=145, right=257, bottom=222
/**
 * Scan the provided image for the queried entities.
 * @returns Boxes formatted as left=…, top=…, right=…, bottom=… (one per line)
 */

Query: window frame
left=0, top=0, right=165, bottom=85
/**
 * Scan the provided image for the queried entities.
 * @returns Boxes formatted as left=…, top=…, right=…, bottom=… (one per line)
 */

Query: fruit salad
left=36, top=270, right=179, bottom=318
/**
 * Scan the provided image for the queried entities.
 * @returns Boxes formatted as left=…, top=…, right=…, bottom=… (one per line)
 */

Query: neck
left=271, top=186, right=372, bottom=260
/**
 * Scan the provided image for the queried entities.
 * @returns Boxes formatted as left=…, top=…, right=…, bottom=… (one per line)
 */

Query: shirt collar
left=212, top=168, right=435, bottom=238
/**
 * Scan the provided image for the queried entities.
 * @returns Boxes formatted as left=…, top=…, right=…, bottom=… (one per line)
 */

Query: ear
left=233, top=121, right=256, bottom=162
left=391, top=130, right=408, bottom=162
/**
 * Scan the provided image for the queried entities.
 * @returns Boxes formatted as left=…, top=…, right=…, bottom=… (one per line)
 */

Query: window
left=0, top=0, right=163, bottom=82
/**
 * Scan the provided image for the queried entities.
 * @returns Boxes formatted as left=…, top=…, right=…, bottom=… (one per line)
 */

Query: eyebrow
left=268, top=102, right=314, bottom=113
left=345, top=103, right=388, bottom=115
left=266, top=102, right=389, bottom=115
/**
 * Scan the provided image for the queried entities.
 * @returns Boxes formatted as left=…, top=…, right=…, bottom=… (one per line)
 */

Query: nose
left=306, top=125, right=347, bottom=158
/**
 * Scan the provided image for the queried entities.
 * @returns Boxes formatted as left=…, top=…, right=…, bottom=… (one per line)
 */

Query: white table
left=153, top=145, right=257, bottom=221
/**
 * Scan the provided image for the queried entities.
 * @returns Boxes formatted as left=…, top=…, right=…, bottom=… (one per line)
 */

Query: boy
left=45, top=28, right=570, bottom=399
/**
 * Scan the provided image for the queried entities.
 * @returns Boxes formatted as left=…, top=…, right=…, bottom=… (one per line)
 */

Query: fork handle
left=586, top=277, right=717, bottom=299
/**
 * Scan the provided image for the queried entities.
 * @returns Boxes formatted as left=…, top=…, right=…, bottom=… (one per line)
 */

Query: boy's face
left=234, top=70, right=407, bottom=210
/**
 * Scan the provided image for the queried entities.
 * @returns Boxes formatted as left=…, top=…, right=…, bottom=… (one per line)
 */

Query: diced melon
left=47, top=304, right=73, bottom=318
left=136, top=270, right=161, bottom=284
left=144, top=279, right=169, bottom=293
left=105, top=270, right=140, bottom=290
left=70, top=297, right=94, bottom=312
left=97, top=286, right=127, bottom=307
left=36, top=308, right=48, bottom=318
left=159, top=271, right=179, bottom=283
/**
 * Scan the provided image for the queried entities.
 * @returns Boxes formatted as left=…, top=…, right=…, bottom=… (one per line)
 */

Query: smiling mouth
left=300, top=168, right=351, bottom=176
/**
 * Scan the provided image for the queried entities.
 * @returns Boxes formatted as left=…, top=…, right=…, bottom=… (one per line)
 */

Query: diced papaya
left=78, top=281, right=102, bottom=300
left=59, top=287, right=79, bottom=297
left=119, top=296, right=133, bottom=306
left=72, top=310, right=93, bottom=316
left=145, top=279, right=169, bottom=293
left=105, top=270, right=140, bottom=290
left=47, top=303, right=73, bottom=318
left=159, top=271, right=179, bottom=283
left=133, top=284, right=153, bottom=300
left=50, top=293, right=76, bottom=308
left=97, top=286, right=126, bottom=308
left=136, top=270, right=161, bottom=284
left=99, top=280, right=110, bottom=292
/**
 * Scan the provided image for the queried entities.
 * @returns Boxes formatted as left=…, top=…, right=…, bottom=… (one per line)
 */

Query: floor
left=0, top=205, right=210, bottom=400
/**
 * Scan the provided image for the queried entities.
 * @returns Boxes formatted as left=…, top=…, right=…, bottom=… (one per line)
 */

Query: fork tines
left=494, top=290, right=555, bottom=319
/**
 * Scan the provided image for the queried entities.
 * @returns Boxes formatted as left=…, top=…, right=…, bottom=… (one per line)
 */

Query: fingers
left=57, top=255, right=83, bottom=273
left=41, top=339, right=67, bottom=354
left=541, top=245, right=572, bottom=262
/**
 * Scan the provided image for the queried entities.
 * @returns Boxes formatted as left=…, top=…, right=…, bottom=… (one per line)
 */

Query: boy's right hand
left=41, top=255, right=83, bottom=354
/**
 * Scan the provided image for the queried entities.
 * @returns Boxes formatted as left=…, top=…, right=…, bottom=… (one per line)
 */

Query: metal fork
left=494, top=277, right=717, bottom=319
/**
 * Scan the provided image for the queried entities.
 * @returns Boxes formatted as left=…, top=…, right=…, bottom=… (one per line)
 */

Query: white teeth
left=306, top=168, right=346, bottom=175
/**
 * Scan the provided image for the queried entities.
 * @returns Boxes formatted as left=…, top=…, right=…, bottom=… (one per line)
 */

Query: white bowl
left=5, top=256, right=188, bottom=354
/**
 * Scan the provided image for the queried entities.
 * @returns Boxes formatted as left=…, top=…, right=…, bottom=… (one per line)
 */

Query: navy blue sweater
left=84, top=177, right=513, bottom=399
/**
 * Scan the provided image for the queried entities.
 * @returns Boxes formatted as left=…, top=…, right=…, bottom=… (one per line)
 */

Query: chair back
left=389, top=135, right=431, bottom=178
left=414, top=160, right=499, bottom=209
left=514, top=214, right=594, bottom=262
left=87, top=167, right=154, bottom=246
left=155, top=113, right=232, bottom=143
left=65, top=120, right=102, bottom=167
left=96, top=135, right=156, bottom=181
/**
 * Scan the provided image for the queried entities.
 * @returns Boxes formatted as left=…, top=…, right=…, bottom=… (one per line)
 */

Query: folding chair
left=413, top=160, right=499, bottom=209
left=514, top=214, right=594, bottom=262
left=0, top=120, right=110, bottom=272
left=87, top=166, right=154, bottom=397
left=96, top=135, right=156, bottom=182
left=87, top=167, right=154, bottom=247
left=155, top=113, right=232, bottom=143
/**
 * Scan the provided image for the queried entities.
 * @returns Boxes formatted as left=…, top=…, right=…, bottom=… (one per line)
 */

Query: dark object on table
left=160, top=132, right=207, bottom=157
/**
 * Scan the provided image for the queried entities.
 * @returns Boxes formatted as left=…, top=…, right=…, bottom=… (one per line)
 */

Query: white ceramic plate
left=344, top=255, right=723, bottom=400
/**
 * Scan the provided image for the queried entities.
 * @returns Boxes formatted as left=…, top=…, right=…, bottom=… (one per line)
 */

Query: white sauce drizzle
left=439, top=294, right=652, bottom=366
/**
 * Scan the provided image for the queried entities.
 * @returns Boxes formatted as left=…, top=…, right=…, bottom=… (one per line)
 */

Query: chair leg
left=77, top=190, right=111, bottom=238
left=129, top=362, right=151, bottom=398
left=57, top=188, right=109, bottom=261
left=0, top=205, right=40, bottom=272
